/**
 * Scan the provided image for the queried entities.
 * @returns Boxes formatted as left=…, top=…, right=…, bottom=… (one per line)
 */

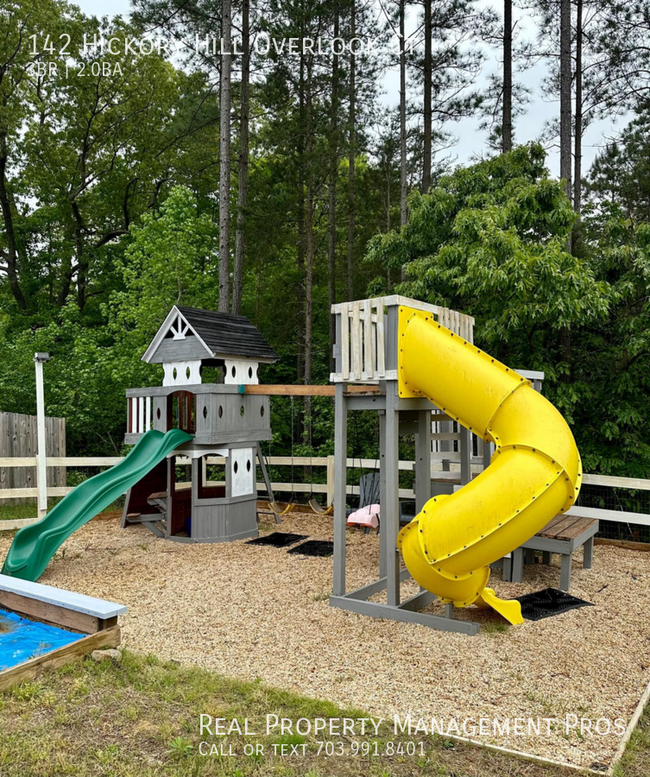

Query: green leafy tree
left=366, top=144, right=609, bottom=422
left=108, top=185, right=217, bottom=354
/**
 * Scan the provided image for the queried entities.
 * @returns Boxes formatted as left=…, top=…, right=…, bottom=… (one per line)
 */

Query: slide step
left=126, top=513, right=161, bottom=524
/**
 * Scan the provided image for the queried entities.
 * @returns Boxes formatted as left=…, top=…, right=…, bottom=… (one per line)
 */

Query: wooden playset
left=122, top=306, right=279, bottom=543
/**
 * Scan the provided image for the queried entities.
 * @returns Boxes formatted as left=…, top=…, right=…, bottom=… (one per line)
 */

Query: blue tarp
left=0, top=608, right=81, bottom=671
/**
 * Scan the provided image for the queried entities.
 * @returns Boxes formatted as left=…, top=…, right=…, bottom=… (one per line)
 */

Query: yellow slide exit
left=396, top=307, right=582, bottom=625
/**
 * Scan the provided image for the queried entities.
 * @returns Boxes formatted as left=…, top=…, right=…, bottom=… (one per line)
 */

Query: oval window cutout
left=240, top=405, right=245, bottom=417
left=218, top=405, right=223, bottom=418
left=246, top=460, right=251, bottom=472
left=186, top=366, right=191, bottom=379
left=233, top=461, right=239, bottom=474
left=248, top=366, right=253, bottom=378
left=231, top=365, right=236, bottom=378
left=202, top=406, right=208, bottom=419
left=260, top=405, right=265, bottom=417
left=156, top=408, right=161, bottom=420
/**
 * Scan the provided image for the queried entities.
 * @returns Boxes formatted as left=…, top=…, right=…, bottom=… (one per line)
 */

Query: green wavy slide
left=2, top=428, right=192, bottom=582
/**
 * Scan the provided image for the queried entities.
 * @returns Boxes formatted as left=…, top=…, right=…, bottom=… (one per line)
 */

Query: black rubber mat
left=247, top=532, right=307, bottom=547
left=287, top=540, right=334, bottom=557
left=516, top=587, right=593, bottom=621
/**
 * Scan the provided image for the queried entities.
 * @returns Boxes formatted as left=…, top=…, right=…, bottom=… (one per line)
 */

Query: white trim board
left=0, top=575, right=127, bottom=619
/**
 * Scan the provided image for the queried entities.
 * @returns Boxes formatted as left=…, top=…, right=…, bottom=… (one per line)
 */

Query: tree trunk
left=232, top=0, right=250, bottom=315
left=218, top=0, right=232, bottom=312
left=71, top=201, right=87, bottom=310
left=296, top=53, right=306, bottom=387
left=573, top=0, right=583, bottom=214
left=347, top=0, right=356, bottom=301
left=328, top=12, right=340, bottom=373
left=502, top=0, right=513, bottom=153
left=303, top=57, right=314, bottom=448
left=559, top=0, right=572, bottom=201
left=399, top=0, right=408, bottom=230
left=422, top=0, right=432, bottom=191
left=0, top=135, right=27, bottom=310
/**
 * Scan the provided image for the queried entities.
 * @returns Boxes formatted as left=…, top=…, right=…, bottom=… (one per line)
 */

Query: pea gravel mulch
left=2, top=513, right=648, bottom=770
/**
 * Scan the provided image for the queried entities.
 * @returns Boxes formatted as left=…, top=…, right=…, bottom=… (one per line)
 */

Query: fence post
left=326, top=455, right=335, bottom=506
left=34, top=353, right=51, bottom=519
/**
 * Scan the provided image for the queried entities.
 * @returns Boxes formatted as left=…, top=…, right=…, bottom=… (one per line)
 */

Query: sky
left=73, top=0, right=625, bottom=180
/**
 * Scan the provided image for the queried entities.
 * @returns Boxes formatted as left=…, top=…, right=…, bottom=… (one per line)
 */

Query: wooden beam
left=594, top=538, right=650, bottom=552
left=0, top=457, right=37, bottom=468
left=0, top=626, right=121, bottom=692
left=243, top=384, right=381, bottom=396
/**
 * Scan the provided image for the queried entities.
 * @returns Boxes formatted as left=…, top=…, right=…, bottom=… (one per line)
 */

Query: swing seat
left=308, top=499, right=333, bottom=515
left=267, top=501, right=294, bottom=517
left=347, top=503, right=380, bottom=530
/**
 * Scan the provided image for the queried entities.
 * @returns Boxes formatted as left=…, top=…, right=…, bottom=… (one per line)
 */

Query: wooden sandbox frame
left=0, top=574, right=126, bottom=691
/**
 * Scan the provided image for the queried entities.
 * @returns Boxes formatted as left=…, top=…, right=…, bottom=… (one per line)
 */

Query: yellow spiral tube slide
left=396, top=308, right=582, bottom=625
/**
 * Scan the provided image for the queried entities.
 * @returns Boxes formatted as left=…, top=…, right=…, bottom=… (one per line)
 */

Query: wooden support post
left=560, top=553, right=572, bottom=591
left=384, top=382, right=400, bottom=606
left=333, top=383, right=348, bottom=596
left=483, top=439, right=493, bottom=471
left=379, top=411, right=387, bottom=578
left=583, top=536, right=594, bottom=569
left=460, top=425, right=471, bottom=485
left=326, top=455, right=335, bottom=506
left=415, top=410, right=431, bottom=511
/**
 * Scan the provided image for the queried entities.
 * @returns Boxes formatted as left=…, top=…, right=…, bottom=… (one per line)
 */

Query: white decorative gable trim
left=169, top=312, right=190, bottom=340
left=142, top=306, right=212, bottom=364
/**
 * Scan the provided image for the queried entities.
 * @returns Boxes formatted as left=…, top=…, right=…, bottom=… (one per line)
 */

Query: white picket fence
left=0, top=455, right=649, bottom=534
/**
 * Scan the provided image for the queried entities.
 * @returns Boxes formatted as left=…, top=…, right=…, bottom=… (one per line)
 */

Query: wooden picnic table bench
left=503, top=514, right=599, bottom=591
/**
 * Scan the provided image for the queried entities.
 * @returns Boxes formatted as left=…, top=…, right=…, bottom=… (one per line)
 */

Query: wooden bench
left=504, top=515, right=599, bottom=591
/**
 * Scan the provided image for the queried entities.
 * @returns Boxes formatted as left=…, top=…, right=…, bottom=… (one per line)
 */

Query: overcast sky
left=73, top=0, right=625, bottom=179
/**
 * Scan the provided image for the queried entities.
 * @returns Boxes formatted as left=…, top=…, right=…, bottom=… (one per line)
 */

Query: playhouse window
left=198, top=456, right=226, bottom=499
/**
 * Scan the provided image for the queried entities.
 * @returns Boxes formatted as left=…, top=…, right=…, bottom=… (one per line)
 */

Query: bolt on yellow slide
left=396, top=307, right=582, bottom=625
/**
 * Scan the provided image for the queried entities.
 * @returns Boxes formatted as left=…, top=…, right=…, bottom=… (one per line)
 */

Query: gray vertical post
left=583, top=536, right=594, bottom=569
left=560, top=554, right=572, bottom=591
left=440, top=418, right=452, bottom=473
left=511, top=547, right=524, bottom=582
left=379, top=410, right=387, bottom=578
left=459, top=426, right=472, bottom=485
left=333, top=382, right=348, bottom=596
left=384, top=381, right=400, bottom=606
left=415, top=410, right=431, bottom=512
left=482, top=440, right=493, bottom=471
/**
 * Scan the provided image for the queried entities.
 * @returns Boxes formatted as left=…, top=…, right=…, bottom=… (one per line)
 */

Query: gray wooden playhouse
left=121, top=306, right=278, bottom=543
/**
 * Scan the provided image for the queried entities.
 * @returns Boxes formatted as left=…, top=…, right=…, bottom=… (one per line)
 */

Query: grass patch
left=614, top=703, right=650, bottom=777
left=0, top=501, right=41, bottom=522
left=0, top=499, right=124, bottom=522
left=0, top=649, right=638, bottom=777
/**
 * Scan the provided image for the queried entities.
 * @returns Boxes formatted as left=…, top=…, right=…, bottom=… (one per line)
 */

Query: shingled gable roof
left=142, top=305, right=279, bottom=363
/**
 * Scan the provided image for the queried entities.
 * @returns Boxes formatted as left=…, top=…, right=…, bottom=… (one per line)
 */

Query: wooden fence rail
left=0, top=455, right=649, bottom=530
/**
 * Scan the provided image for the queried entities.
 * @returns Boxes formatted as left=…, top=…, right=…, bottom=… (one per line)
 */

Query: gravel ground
left=2, top=512, right=648, bottom=770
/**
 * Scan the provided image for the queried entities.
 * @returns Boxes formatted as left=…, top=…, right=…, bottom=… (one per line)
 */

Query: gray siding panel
left=148, top=336, right=211, bottom=363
